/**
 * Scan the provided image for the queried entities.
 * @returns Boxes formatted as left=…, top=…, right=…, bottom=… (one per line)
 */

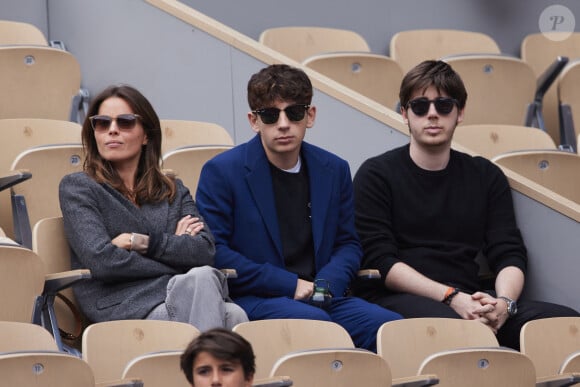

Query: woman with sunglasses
left=352, top=60, right=578, bottom=350
left=59, top=84, right=248, bottom=330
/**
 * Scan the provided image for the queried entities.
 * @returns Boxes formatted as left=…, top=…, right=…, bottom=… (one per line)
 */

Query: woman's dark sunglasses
left=89, top=114, right=141, bottom=132
left=252, top=104, right=310, bottom=124
left=406, top=97, right=459, bottom=116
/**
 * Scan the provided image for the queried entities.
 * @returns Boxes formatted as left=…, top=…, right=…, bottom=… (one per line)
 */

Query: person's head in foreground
left=181, top=328, right=255, bottom=387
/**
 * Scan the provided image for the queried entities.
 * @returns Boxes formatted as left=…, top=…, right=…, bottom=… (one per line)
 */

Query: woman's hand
left=111, top=232, right=149, bottom=254
left=175, top=215, right=204, bottom=236
left=112, top=233, right=132, bottom=250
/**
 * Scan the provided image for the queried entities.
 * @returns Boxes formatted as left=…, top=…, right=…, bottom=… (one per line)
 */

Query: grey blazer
left=59, top=172, right=215, bottom=322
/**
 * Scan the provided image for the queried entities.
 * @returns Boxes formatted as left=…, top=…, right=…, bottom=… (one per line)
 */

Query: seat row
left=3, top=18, right=580, bottom=150
left=1, top=317, right=580, bottom=386
left=1, top=121, right=578, bottom=255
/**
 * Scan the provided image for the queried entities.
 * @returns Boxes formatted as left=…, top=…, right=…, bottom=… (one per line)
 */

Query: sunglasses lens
left=258, top=108, right=280, bottom=124
left=285, top=105, right=307, bottom=121
left=90, top=116, right=112, bottom=131
left=409, top=99, right=430, bottom=116
left=408, top=98, right=456, bottom=116
left=90, top=114, right=139, bottom=131
left=256, top=105, right=308, bottom=124
left=116, top=114, right=138, bottom=129
left=434, top=98, right=455, bottom=114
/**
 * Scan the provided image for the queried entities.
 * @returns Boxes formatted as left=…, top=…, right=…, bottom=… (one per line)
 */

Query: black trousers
left=361, top=291, right=579, bottom=350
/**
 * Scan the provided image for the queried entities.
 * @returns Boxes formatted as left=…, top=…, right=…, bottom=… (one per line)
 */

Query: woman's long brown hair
left=81, top=84, right=176, bottom=204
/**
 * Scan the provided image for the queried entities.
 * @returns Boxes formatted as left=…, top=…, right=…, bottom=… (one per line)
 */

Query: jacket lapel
left=244, top=136, right=284, bottom=258
left=303, top=143, right=332, bottom=257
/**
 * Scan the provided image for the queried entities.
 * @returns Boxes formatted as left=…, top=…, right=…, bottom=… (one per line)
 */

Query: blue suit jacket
left=196, top=135, right=362, bottom=306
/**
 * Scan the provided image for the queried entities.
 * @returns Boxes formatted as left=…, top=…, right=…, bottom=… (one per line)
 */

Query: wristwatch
left=498, top=296, right=518, bottom=317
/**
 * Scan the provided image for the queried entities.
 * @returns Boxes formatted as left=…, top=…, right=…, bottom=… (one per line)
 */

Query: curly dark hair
left=247, top=64, right=313, bottom=110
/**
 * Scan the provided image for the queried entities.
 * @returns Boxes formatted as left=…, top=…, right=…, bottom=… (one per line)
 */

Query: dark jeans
left=361, top=291, right=579, bottom=350
left=235, top=295, right=403, bottom=351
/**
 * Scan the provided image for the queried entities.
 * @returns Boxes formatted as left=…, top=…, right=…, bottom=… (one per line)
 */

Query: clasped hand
left=449, top=291, right=508, bottom=334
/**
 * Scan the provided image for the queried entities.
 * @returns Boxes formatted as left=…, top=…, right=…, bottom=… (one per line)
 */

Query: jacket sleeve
left=353, top=157, right=400, bottom=281
left=196, top=159, right=298, bottom=298
left=59, top=173, right=214, bottom=283
left=314, top=159, right=361, bottom=297
left=146, top=179, right=215, bottom=270
left=481, top=161, right=527, bottom=275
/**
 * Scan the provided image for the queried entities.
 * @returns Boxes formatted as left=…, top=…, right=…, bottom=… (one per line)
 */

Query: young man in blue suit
left=196, top=64, right=401, bottom=350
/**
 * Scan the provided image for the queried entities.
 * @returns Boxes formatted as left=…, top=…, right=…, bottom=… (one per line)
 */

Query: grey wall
left=0, top=0, right=47, bottom=36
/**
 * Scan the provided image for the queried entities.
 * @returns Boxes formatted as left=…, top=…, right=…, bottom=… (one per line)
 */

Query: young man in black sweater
left=353, top=60, right=578, bottom=350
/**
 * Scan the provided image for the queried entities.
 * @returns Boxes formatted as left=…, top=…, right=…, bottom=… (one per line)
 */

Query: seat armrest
left=535, top=373, right=580, bottom=387
left=525, top=56, right=569, bottom=131
left=393, top=374, right=440, bottom=387
left=96, top=378, right=144, bottom=387
left=253, top=376, right=293, bottom=387
left=534, top=56, right=569, bottom=103
left=43, top=269, right=91, bottom=294
left=0, top=170, right=32, bottom=192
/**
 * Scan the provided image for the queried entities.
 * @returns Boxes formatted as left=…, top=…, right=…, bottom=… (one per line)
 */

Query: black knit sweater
left=353, top=144, right=527, bottom=295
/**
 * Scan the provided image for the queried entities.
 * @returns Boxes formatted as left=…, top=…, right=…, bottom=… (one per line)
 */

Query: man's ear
left=401, top=106, right=409, bottom=125
left=457, top=106, right=465, bottom=124
left=248, top=111, right=260, bottom=133
left=306, top=105, right=316, bottom=128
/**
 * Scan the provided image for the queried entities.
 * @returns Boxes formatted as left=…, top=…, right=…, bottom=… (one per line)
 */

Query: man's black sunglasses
left=406, top=97, right=459, bottom=116
left=252, top=104, right=310, bottom=124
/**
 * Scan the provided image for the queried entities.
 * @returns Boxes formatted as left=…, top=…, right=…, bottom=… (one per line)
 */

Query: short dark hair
left=247, top=64, right=313, bottom=110
left=180, top=328, right=256, bottom=385
left=399, top=60, right=468, bottom=111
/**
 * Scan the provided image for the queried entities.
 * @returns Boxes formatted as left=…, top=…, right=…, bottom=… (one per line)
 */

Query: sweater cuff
left=147, top=231, right=163, bottom=256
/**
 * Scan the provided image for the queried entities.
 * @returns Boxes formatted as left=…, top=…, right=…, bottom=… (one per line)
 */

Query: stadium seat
left=303, top=52, right=403, bottom=110
left=270, top=348, right=393, bottom=387
left=0, top=19, right=47, bottom=45
left=390, top=29, right=500, bottom=72
left=0, top=243, right=89, bottom=352
left=233, top=319, right=354, bottom=380
left=0, top=45, right=85, bottom=122
left=492, top=149, right=580, bottom=204
left=453, top=124, right=557, bottom=159
left=160, top=119, right=234, bottom=155
left=10, top=143, right=84, bottom=248
left=33, top=216, right=88, bottom=353
left=558, top=59, right=580, bottom=151
left=82, top=319, right=200, bottom=385
left=0, top=321, right=59, bottom=353
left=162, top=145, right=233, bottom=195
left=418, top=347, right=536, bottom=387
left=259, top=26, right=370, bottom=62
left=520, top=317, right=580, bottom=379
left=521, top=32, right=580, bottom=145
left=0, top=118, right=81, bottom=239
left=442, top=54, right=537, bottom=127
left=377, top=318, right=498, bottom=380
